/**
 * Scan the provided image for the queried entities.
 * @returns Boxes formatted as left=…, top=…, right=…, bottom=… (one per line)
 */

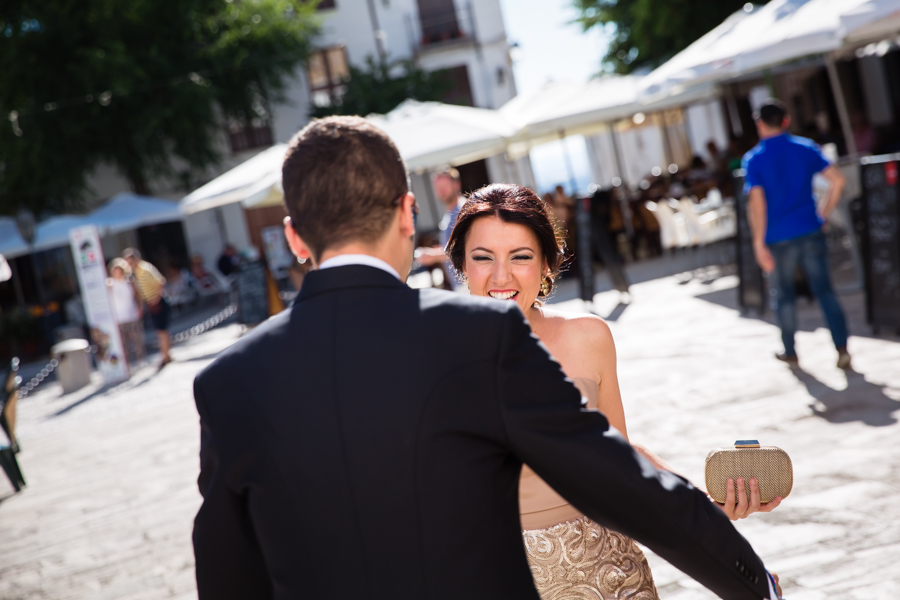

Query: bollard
left=51, top=339, right=92, bottom=395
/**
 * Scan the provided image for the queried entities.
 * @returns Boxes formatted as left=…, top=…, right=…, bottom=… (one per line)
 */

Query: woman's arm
left=579, top=317, right=629, bottom=440
left=576, top=316, right=780, bottom=520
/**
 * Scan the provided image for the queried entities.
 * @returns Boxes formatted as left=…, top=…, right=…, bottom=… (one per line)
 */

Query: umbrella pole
left=824, top=52, right=858, bottom=157
left=558, top=131, right=579, bottom=194
left=608, top=125, right=634, bottom=237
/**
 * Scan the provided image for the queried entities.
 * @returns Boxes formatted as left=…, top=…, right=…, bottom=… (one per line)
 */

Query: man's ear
left=399, top=192, right=417, bottom=238
left=283, top=216, right=313, bottom=265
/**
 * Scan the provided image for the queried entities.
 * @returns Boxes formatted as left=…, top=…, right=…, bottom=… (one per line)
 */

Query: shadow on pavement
left=51, top=369, right=159, bottom=418
left=791, top=367, right=900, bottom=427
left=604, top=302, right=629, bottom=322
left=694, top=285, right=899, bottom=344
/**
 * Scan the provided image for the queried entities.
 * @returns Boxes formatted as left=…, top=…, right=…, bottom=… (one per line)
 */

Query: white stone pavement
left=1, top=271, right=898, bottom=599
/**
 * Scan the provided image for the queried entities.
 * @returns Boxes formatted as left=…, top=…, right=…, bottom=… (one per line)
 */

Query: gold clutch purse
left=705, top=440, right=793, bottom=504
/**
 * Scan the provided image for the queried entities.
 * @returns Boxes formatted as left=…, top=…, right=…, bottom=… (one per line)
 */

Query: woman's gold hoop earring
left=540, top=275, right=551, bottom=297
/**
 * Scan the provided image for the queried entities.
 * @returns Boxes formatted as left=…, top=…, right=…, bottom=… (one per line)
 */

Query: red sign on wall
left=886, top=161, right=898, bottom=186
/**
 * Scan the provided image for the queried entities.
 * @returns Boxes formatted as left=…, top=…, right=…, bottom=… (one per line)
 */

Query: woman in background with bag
left=107, top=258, right=145, bottom=367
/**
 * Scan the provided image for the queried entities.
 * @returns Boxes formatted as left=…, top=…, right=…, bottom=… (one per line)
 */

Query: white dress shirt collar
left=317, top=254, right=401, bottom=281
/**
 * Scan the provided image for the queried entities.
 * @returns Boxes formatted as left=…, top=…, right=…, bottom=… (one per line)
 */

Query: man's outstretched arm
left=495, top=308, right=773, bottom=600
left=193, top=380, right=273, bottom=599
left=818, top=164, right=846, bottom=222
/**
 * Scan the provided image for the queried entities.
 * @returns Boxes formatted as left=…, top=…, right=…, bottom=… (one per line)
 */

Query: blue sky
left=497, top=0, right=612, bottom=194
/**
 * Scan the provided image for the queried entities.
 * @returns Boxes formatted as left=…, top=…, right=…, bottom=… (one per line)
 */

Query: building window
left=417, top=0, right=463, bottom=46
left=307, top=46, right=350, bottom=108
left=227, top=98, right=274, bottom=154
left=316, top=0, right=336, bottom=10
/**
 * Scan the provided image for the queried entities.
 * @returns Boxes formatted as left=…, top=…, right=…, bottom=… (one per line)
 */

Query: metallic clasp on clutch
left=734, top=440, right=761, bottom=448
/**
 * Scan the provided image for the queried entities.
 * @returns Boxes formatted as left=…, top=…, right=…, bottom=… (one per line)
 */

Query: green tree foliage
left=311, top=55, right=452, bottom=119
left=573, top=0, right=765, bottom=74
left=0, top=0, right=319, bottom=215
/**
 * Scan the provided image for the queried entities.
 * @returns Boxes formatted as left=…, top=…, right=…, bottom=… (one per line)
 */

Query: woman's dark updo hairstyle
left=445, top=183, right=568, bottom=299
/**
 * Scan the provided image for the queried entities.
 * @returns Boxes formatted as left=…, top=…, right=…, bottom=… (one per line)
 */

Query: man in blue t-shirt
left=743, top=99, right=851, bottom=369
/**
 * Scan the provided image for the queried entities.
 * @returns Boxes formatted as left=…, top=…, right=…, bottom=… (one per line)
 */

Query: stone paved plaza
left=1, top=270, right=898, bottom=599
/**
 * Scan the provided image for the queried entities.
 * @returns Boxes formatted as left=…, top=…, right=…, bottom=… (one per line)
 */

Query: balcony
left=406, top=2, right=475, bottom=55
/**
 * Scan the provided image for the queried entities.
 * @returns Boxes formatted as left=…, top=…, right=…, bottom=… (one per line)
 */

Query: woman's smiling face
left=463, top=215, right=547, bottom=313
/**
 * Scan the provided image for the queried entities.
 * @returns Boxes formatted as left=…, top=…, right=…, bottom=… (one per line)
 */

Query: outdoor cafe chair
left=645, top=200, right=690, bottom=252
left=0, top=357, right=25, bottom=493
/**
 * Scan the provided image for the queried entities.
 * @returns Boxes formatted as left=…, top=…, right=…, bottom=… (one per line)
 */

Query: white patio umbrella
left=641, top=0, right=900, bottom=104
left=502, top=77, right=642, bottom=157
left=28, top=215, right=95, bottom=254
left=88, top=193, right=182, bottom=234
left=366, top=100, right=519, bottom=171
left=639, top=7, right=760, bottom=102
left=181, top=101, right=518, bottom=214
left=733, top=0, right=883, bottom=74
left=0, top=218, right=26, bottom=259
left=180, top=144, right=288, bottom=215
left=841, top=0, right=900, bottom=44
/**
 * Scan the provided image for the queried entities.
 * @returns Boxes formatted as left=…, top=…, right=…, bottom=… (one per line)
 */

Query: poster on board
left=261, top=226, right=294, bottom=279
left=69, top=225, right=130, bottom=383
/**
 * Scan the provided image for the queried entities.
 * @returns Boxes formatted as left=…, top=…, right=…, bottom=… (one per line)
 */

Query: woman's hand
left=770, top=572, right=783, bottom=598
left=713, top=478, right=782, bottom=520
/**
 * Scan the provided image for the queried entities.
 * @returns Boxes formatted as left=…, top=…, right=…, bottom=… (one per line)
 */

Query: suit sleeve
left=495, top=309, right=770, bottom=600
left=193, top=377, right=273, bottom=599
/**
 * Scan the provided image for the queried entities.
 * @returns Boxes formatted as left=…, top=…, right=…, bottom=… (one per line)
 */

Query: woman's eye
left=512, top=255, right=533, bottom=261
left=472, top=255, right=491, bottom=262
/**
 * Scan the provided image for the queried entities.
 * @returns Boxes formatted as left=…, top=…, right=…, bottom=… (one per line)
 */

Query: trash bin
left=51, top=339, right=92, bottom=394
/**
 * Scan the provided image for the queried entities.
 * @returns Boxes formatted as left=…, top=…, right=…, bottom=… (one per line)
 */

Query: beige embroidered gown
left=519, top=377, right=659, bottom=600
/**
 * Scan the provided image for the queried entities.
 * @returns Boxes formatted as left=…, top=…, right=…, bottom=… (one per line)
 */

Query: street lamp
left=15, top=208, right=48, bottom=307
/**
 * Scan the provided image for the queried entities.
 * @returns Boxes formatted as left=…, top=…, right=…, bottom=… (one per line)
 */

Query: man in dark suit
left=192, top=116, right=780, bottom=599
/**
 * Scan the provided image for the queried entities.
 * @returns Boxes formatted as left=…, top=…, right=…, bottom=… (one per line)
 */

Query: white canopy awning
left=367, top=100, right=519, bottom=172
left=180, top=144, right=288, bottom=215
left=90, top=193, right=182, bottom=234
left=840, top=0, right=900, bottom=44
left=641, top=0, right=900, bottom=103
left=502, top=77, right=642, bottom=156
left=0, top=218, right=26, bottom=259
left=0, top=194, right=183, bottom=259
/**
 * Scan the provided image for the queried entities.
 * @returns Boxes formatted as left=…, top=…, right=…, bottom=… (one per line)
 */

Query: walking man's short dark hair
left=754, top=99, right=788, bottom=129
left=282, top=116, right=410, bottom=260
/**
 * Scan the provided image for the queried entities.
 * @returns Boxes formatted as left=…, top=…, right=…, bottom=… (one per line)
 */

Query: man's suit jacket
left=193, top=265, right=770, bottom=599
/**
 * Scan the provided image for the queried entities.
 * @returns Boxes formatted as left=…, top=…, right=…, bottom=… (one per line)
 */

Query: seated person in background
left=164, top=263, right=196, bottom=307
left=190, top=255, right=220, bottom=295
left=217, top=244, right=239, bottom=278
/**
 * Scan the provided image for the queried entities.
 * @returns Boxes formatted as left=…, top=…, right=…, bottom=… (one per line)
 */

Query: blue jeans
left=768, top=230, right=848, bottom=356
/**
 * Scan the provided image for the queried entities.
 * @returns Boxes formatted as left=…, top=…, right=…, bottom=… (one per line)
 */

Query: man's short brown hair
left=282, top=116, right=409, bottom=260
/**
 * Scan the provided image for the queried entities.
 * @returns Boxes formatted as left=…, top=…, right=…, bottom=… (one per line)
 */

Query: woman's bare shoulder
left=539, top=308, right=614, bottom=347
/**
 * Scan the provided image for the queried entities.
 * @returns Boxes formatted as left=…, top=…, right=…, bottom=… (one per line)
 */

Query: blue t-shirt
left=742, top=133, right=830, bottom=244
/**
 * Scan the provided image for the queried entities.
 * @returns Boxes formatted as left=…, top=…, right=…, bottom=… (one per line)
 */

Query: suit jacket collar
left=295, top=264, right=406, bottom=303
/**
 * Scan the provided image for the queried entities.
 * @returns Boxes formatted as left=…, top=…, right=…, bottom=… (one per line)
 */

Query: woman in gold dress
left=445, top=184, right=780, bottom=600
